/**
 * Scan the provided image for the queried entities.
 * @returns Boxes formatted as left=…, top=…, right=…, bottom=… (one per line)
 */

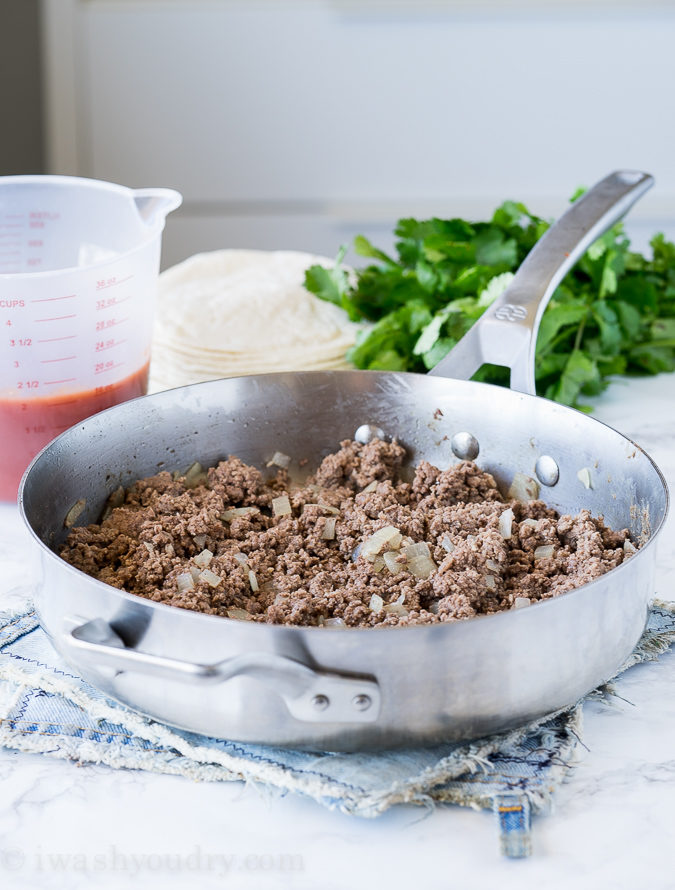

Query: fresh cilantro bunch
left=304, top=197, right=675, bottom=410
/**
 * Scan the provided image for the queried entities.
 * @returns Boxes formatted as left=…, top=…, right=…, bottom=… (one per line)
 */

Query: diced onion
left=577, top=467, right=593, bottom=489
left=361, top=526, right=403, bottom=560
left=221, top=507, right=259, bottom=521
left=101, top=486, right=125, bottom=520
left=394, top=592, right=405, bottom=606
left=383, top=551, right=403, bottom=574
left=305, top=501, right=340, bottom=515
left=508, top=473, right=540, bottom=502
left=266, top=451, right=291, bottom=469
left=108, top=486, right=125, bottom=508
left=184, top=462, right=207, bottom=489
left=324, top=617, right=346, bottom=627
left=321, top=517, right=337, bottom=540
left=498, top=508, right=514, bottom=539
left=142, top=541, right=155, bottom=555
left=193, top=534, right=207, bottom=549
left=520, top=518, right=538, bottom=529
left=513, top=596, right=531, bottom=609
left=402, top=542, right=427, bottom=560
left=227, top=608, right=252, bottom=621
left=403, top=542, right=437, bottom=579
left=383, top=603, right=409, bottom=616
left=272, top=495, right=292, bottom=517
left=407, top=556, right=436, bottom=579
left=534, top=544, right=554, bottom=560
left=233, top=552, right=249, bottom=566
left=440, top=535, right=455, bottom=553
left=623, top=539, right=637, bottom=555
left=485, top=558, right=500, bottom=573
left=248, top=570, right=259, bottom=592
left=193, top=548, right=213, bottom=567
left=360, top=480, right=378, bottom=494
left=369, top=593, right=384, bottom=613
left=372, top=556, right=386, bottom=572
left=176, top=572, right=195, bottom=593
left=484, top=574, right=496, bottom=590
left=189, top=566, right=201, bottom=582
left=64, top=499, right=86, bottom=528
left=199, top=568, right=222, bottom=587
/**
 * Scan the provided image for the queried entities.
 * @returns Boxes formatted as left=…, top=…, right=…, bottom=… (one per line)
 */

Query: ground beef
left=59, top=439, right=634, bottom=627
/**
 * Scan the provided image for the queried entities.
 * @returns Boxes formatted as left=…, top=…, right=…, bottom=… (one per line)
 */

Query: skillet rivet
left=451, top=432, right=480, bottom=461
left=535, top=455, right=560, bottom=487
left=354, top=424, right=386, bottom=444
left=312, top=694, right=330, bottom=711
left=353, top=694, right=372, bottom=711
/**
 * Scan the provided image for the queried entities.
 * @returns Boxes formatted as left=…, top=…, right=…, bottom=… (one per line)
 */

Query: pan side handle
left=428, top=170, right=654, bottom=394
left=66, top=618, right=381, bottom=724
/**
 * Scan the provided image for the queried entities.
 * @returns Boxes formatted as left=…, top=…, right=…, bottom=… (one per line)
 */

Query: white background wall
left=42, top=0, right=675, bottom=267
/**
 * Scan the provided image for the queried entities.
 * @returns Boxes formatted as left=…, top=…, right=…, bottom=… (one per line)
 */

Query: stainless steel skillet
left=20, top=171, right=668, bottom=751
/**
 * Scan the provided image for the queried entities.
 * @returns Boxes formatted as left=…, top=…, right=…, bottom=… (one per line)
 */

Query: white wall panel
left=159, top=211, right=675, bottom=271
left=43, top=0, right=675, bottom=262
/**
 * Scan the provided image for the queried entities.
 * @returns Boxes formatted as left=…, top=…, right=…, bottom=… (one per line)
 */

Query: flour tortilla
left=149, top=250, right=360, bottom=393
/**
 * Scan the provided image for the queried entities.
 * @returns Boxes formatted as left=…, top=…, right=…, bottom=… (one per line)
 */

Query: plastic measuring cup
left=0, top=175, right=182, bottom=501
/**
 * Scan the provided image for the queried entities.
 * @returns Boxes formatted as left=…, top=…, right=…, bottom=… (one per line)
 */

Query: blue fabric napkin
left=1, top=601, right=673, bottom=859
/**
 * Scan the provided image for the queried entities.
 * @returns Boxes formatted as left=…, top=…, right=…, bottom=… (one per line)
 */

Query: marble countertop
left=1, top=373, right=674, bottom=890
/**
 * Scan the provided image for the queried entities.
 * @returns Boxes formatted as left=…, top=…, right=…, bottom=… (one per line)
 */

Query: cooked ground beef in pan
left=59, top=439, right=634, bottom=627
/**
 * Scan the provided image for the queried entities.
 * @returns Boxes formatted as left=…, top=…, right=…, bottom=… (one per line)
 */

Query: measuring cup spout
left=133, top=188, right=183, bottom=228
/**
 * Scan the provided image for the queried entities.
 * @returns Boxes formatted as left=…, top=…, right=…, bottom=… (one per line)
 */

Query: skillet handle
left=427, top=170, right=654, bottom=394
left=66, top=618, right=381, bottom=724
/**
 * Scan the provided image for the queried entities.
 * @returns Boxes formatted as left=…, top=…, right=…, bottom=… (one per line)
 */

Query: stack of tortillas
left=149, top=249, right=360, bottom=393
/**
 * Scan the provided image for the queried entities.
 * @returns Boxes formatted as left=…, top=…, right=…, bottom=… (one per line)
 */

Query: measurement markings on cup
left=31, top=294, right=77, bottom=304
left=95, top=361, right=125, bottom=375
left=96, top=316, right=129, bottom=332
left=96, top=295, right=130, bottom=311
left=37, top=335, right=77, bottom=343
left=95, top=339, right=126, bottom=352
left=96, top=274, right=134, bottom=291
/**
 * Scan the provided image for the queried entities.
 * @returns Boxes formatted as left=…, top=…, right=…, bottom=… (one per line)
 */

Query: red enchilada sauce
left=0, top=362, right=149, bottom=502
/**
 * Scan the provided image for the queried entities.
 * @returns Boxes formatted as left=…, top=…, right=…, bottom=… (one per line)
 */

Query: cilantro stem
left=538, top=326, right=579, bottom=357
left=573, top=310, right=590, bottom=352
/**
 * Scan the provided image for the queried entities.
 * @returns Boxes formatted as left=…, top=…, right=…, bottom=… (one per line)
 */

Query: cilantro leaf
left=473, top=229, right=518, bottom=268
left=305, top=193, right=675, bottom=410
left=303, top=248, right=361, bottom=322
left=546, top=350, right=601, bottom=406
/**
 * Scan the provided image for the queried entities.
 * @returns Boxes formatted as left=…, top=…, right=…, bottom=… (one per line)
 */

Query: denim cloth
left=1, top=602, right=674, bottom=860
